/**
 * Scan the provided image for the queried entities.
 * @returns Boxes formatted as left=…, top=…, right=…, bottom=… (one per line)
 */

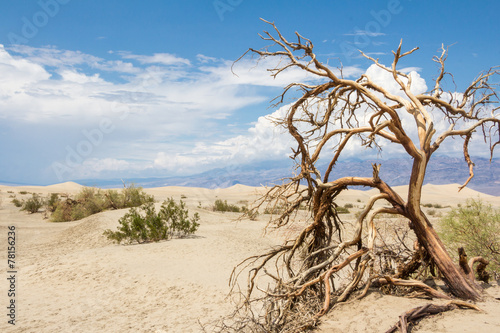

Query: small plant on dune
left=75, top=187, right=105, bottom=215
left=18, top=191, right=28, bottom=195
left=120, top=184, right=154, bottom=208
left=21, top=193, right=44, bottom=214
left=103, top=199, right=200, bottom=244
left=423, top=203, right=445, bottom=209
left=439, top=199, right=500, bottom=278
left=213, top=199, right=241, bottom=213
left=51, top=184, right=155, bottom=222
left=335, top=205, right=350, bottom=214
left=11, top=197, right=23, bottom=207
left=46, top=193, right=61, bottom=212
left=241, top=205, right=259, bottom=220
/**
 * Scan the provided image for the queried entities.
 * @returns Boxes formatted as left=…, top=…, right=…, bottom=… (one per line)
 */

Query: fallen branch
left=385, top=300, right=482, bottom=333
left=469, top=256, right=490, bottom=283
left=375, top=276, right=452, bottom=300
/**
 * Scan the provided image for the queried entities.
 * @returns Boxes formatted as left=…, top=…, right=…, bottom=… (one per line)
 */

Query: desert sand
left=0, top=182, right=499, bottom=332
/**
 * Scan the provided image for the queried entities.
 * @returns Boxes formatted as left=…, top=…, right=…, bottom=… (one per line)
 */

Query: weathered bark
left=386, top=300, right=482, bottom=333
left=458, top=247, right=473, bottom=279
left=469, top=256, right=490, bottom=283
left=407, top=156, right=481, bottom=300
left=409, top=213, right=481, bottom=300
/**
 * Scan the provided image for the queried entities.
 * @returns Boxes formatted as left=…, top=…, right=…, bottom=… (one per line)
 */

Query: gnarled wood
left=226, top=20, right=498, bottom=331
left=386, top=301, right=482, bottom=333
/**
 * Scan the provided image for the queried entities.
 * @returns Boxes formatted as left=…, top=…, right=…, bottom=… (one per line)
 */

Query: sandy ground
left=0, top=182, right=499, bottom=332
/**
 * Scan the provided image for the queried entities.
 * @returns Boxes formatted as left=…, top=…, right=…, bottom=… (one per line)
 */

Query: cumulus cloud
left=148, top=62, right=494, bottom=175
left=1, top=44, right=492, bottom=184
left=211, top=56, right=364, bottom=87
left=118, top=51, right=191, bottom=66
left=152, top=104, right=294, bottom=174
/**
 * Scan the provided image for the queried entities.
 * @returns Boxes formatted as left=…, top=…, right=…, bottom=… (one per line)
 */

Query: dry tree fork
left=228, top=19, right=500, bottom=330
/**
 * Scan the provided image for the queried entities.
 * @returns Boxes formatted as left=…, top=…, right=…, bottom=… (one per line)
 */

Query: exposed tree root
left=385, top=300, right=482, bottom=333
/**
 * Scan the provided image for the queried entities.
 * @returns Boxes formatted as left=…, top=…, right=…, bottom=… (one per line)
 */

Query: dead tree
left=229, top=20, right=499, bottom=331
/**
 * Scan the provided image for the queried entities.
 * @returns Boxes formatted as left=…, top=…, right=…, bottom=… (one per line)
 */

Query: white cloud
left=344, top=29, right=386, bottom=37
left=209, top=56, right=364, bottom=88
left=0, top=44, right=51, bottom=96
left=196, top=54, right=218, bottom=64
left=152, top=104, right=294, bottom=174
left=1, top=44, right=493, bottom=184
left=119, top=52, right=191, bottom=66
left=364, top=64, right=427, bottom=96
left=58, top=69, right=103, bottom=84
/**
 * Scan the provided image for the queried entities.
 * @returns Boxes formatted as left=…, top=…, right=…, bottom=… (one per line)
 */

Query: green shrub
left=344, top=203, right=354, bottom=209
left=103, top=199, right=200, bottom=244
left=241, top=206, right=259, bottom=220
left=11, top=198, right=23, bottom=207
left=439, top=199, right=500, bottom=276
left=19, top=191, right=28, bottom=195
left=21, top=194, right=44, bottom=213
left=423, top=203, right=444, bottom=209
left=213, top=199, right=240, bottom=213
left=50, top=200, right=74, bottom=222
left=75, top=187, right=104, bottom=214
left=46, top=193, right=60, bottom=212
left=335, top=206, right=350, bottom=214
left=120, top=184, right=154, bottom=208
left=51, top=185, right=154, bottom=222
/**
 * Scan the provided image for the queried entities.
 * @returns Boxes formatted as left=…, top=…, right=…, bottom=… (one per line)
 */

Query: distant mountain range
left=74, top=156, right=500, bottom=196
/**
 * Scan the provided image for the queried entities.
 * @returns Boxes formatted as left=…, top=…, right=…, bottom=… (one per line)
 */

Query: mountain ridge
left=69, top=156, right=499, bottom=196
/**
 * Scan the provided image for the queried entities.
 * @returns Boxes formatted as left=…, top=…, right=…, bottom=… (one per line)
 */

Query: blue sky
left=0, top=0, right=499, bottom=185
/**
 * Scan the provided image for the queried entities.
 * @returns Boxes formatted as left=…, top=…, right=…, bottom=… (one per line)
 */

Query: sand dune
left=0, top=183, right=499, bottom=332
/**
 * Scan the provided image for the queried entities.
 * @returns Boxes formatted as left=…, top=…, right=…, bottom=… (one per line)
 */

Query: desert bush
left=11, top=197, right=23, bottom=207
left=51, top=185, right=154, bottom=222
left=213, top=199, right=240, bottom=213
left=21, top=194, right=44, bottom=213
left=103, top=199, right=200, bottom=244
left=46, top=193, right=61, bottom=213
left=75, top=187, right=105, bottom=214
left=241, top=206, right=259, bottom=220
left=120, top=184, right=154, bottom=208
left=344, top=203, right=354, bottom=209
left=423, top=203, right=444, bottom=209
left=19, top=191, right=28, bottom=195
left=335, top=205, right=350, bottom=214
left=439, top=199, right=500, bottom=276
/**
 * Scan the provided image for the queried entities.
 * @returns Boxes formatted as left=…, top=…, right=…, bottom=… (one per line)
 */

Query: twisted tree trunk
left=407, top=155, right=481, bottom=300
